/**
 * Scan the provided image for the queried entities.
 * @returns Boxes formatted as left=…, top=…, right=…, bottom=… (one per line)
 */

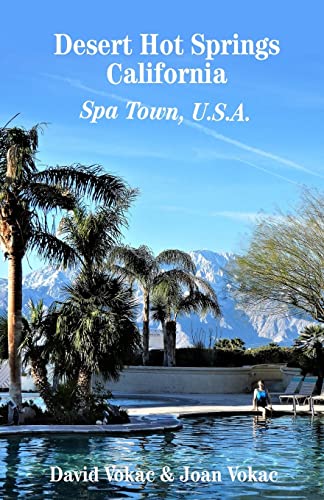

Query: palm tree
left=152, top=274, right=221, bottom=366
left=295, top=324, right=324, bottom=377
left=21, top=286, right=139, bottom=421
left=151, top=294, right=168, bottom=364
left=0, top=124, right=136, bottom=411
left=56, top=270, right=140, bottom=407
left=20, top=300, right=63, bottom=420
left=109, top=245, right=195, bottom=364
left=57, top=205, right=140, bottom=403
left=1, top=300, right=64, bottom=421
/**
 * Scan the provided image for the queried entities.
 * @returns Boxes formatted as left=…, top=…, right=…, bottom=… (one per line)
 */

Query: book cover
left=0, top=1, right=323, bottom=498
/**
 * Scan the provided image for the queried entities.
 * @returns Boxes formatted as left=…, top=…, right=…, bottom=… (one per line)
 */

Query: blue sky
left=1, top=1, right=324, bottom=277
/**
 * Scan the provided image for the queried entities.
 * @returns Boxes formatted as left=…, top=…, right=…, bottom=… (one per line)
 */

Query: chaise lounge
left=280, top=376, right=317, bottom=410
left=279, top=375, right=303, bottom=404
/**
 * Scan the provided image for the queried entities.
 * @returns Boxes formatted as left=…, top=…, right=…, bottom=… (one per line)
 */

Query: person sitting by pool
left=253, top=380, right=272, bottom=417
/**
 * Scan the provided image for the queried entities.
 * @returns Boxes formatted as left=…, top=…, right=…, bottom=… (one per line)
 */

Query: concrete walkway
left=0, top=393, right=322, bottom=436
left=126, top=393, right=323, bottom=418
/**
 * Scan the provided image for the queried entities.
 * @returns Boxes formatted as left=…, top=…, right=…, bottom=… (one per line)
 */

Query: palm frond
left=156, top=249, right=196, bottom=273
left=108, top=245, right=155, bottom=285
left=194, top=276, right=219, bottom=302
left=58, top=205, right=128, bottom=269
left=295, top=324, right=324, bottom=354
left=153, top=268, right=197, bottom=291
left=34, top=165, right=138, bottom=207
left=55, top=271, right=140, bottom=380
left=108, top=263, right=139, bottom=284
left=178, top=290, right=221, bottom=319
left=24, top=182, right=76, bottom=212
left=0, top=125, right=42, bottom=179
left=151, top=294, right=168, bottom=323
left=28, top=230, right=78, bottom=268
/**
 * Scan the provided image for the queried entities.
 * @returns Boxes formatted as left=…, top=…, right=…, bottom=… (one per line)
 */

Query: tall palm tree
left=295, top=324, right=324, bottom=377
left=23, top=203, right=138, bottom=417
left=0, top=124, right=135, bottom=411
left=150, top=294, right=168, bottom=364
left=152, top=274, right=221, bottom=366
left=108, top=245, right=196, bottom=364
left=57, top=205, right=140, bottom=402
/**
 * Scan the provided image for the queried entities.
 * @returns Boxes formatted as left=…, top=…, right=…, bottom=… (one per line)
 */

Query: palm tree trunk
left=165, top=320, right=177, bottom=367
left=316, top=347, right=324, bottom=378
left=77, top=368, right=92, bottom=406
left=52, top=368, right=60, bottom=392
left=162, top=320, right=169, bottom=366
left=142, top=290, right=150, bottom=365
left=8, top=254, right=23, bottom=422
left=30, top=363, right=62, bottom=422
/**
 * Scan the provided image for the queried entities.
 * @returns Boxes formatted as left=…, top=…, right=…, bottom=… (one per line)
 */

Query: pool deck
left=126, top=393, right=324, bottom=417
left=0, top=393, right=323, bottom=436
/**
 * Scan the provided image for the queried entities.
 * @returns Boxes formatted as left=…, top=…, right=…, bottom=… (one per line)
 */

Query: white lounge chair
left=309, top=385, right=324, bottom=409
left=279, top=376, right=303, bottom=404
left=286, top=376, right=317, bottom=406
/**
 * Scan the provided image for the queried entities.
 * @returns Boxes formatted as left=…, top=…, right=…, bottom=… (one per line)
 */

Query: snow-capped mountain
left=0, top=250, right=310, bottom=347
left=187, top=250, right=310, bottom=347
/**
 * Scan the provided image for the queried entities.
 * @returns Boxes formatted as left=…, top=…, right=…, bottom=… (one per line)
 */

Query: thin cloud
left=191, top=149, right=238, bottom=161
left=212, top=211, right=261, bottom=222
left=161, top=205, right=207, bottom=217
left=43, top=74, right=130, bottom=104
left=212, top=211, right=286, bottom=223
left=162, top=205, right=284, bottom=223
left=43, top=74, right=322, bottom=179
left=184, top=121, right=321, bottom=177
left=235, top=159, right=303, bottom=186
left=67, top=141, right=183, bottom=161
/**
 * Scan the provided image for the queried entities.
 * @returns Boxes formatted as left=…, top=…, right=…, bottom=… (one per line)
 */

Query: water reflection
left=0, top=416, right=324, bottom=498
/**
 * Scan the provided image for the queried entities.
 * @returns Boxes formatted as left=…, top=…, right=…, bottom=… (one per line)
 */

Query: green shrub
left=48, top=381, right=114, bottom=424
left=214, top=337, right=246, bottom=351
left=148, top=350, right=164, bottom=365
left=128, top=343, right=314, bottom=370
left=177, top=347, right=214, bottom=367
left=213, top=348, right=245, bottom=366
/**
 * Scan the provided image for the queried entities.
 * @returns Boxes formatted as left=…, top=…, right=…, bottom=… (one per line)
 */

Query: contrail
left=43, top=74, right=130, bottom=104
left=44, top=74, right=322, bottom=179
left=235, top=159, right=303, bottom=186
left=184, top=120, right=320, bottom=177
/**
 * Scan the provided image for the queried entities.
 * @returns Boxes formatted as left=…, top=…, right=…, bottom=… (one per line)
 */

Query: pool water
left=0, top=415, right=324, bottom=499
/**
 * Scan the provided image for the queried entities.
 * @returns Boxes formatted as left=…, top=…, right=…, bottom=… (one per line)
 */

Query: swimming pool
left=0, top=415, right=323, bottom=499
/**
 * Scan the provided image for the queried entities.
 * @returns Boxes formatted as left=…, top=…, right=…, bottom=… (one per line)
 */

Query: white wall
left=94, top=365, right=301, bottom=394
left=0, top=363, right=301, bottom=394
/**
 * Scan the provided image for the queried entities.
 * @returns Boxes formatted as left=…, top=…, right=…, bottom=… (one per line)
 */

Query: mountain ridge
left=0, top=250, right=310, bottom=347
